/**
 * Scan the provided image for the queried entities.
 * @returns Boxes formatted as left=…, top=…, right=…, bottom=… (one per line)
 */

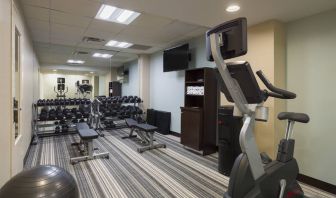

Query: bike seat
left=278, top=112, right=310, bottom=123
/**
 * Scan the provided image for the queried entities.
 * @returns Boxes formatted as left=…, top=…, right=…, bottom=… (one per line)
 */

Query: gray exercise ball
left=0, top=165, right=79, bottom=198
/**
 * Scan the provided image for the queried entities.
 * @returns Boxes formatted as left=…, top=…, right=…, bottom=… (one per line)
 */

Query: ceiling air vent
left=73, top=51, right=89, bottom=55
left=129, top=44, right=152, bottom=50
left=82, top=36, right=105, bottom=43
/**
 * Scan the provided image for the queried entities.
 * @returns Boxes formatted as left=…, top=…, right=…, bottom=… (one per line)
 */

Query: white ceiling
left=19, top=0, right=336, bottom=73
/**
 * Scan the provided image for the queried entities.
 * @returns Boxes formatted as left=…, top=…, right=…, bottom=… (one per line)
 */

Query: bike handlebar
left=256, top=70, right=296, bottom=99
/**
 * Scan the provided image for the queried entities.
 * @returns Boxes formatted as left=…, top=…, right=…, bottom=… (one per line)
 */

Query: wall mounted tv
left=163, top=43, right=190, bottom=72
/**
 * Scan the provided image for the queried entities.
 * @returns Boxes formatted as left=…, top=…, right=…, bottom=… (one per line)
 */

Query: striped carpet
left=24, top=128, right=335, bottom=198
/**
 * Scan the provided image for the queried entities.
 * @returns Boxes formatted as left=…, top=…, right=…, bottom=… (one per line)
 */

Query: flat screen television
left=163, top=44, right=190, bottom=72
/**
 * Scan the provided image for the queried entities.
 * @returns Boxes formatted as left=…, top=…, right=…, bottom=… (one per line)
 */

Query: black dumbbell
left=59, top=99, right=64, bottom=106
left=75, top=111, right=83, bottom=119
left=69, top=98, right=75, bottom=105
left=39, top=113, right=48, bottom=121
left=55, top=126, right=60, bottom=133
left=61, top=125, right=68, bottom=133
left=85, top=99, right=91, bottom=105
left=135, top=97, right=142, bottom=103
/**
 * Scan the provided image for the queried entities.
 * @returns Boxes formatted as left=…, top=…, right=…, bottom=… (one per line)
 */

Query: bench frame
left=123, top=119, right=166, bottom=153
left=70, top=123, right=109, bottom=164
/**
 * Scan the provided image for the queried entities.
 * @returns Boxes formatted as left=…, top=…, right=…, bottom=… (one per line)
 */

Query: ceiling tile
left=88, top=19, right=126, bottom=34
left=51, top=0, right=101, bottom=17
left=130, top=13, right=173, bottom=29
left=83, top=28, right=118, bottom=41
left=22, top=5, right=49, bottom=22
left=19, top=0, right=50, bottom=8
left=50, top=10, right=92, bottom=28
left=30, top=30, right=49, bottom=43
left=183, top=27, right=208, bottom=39
left=115, top=31, right=166, bottom=47
left=158, top=21, right=200, bottom=38
left=51, top=23, right=86, bottom=39
left=26, top=19, right=50, bottom=32
left=50, top=36, right=81, bottom=46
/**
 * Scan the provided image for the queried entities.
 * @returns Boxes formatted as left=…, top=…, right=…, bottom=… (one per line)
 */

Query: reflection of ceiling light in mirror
left=93, top=53, right=113, bottom=58
left=53, top=69, right=57, bottom=72
left=90, top=72, right=94, bottom=74
left=95, top=4, right=140, bottom=25
left=226, top=5, right=240, bottom=12
left=67, top=59, right=85, bottom=64
left=105, top=40, right=133, bottom=48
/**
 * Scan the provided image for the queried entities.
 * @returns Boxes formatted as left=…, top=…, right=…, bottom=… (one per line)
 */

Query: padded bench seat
left=76, top=122, right=90, bottom=130
left=135, top=123, right=158, bottom=132
left=78, top=129, right=98, bottom=140
left=125, top=118, right=139, bottom=127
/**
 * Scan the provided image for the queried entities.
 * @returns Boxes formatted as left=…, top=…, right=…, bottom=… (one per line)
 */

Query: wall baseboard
left=298, top=174, right=336, bottom=195
left=169, top=131, right=181, bottom=137
left=23, top=137, right=34, bottom=166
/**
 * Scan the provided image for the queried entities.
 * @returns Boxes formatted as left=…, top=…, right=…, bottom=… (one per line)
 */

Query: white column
left=138, top=55, right=150, bottom=110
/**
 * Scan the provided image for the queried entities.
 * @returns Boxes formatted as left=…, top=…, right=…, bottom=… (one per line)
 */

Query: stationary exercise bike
left=206, top=18, right=309, bottom=198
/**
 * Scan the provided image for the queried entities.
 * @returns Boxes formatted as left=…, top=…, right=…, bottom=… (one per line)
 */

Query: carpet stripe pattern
left=24, top=129, right=335, bottom=198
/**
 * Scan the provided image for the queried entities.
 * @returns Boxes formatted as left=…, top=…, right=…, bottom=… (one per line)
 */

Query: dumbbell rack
left=32, top=100, right=90, bottom=144
left=98, top=96, right=144, bottom=130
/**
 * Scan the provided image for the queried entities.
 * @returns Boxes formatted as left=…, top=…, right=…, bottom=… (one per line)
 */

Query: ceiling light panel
left=95, top=4, right=140, bottom=25
left=93, top=53, right=113, bottom=58
left=226, top=5, right=240, bottom=12
left=67, top=59, right=85, bottom=64
left=105, top=40, right=133, bottom=48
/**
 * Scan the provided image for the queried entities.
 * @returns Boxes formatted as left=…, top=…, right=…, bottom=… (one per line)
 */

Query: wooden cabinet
left=109, top=81, right=121, bottom=97
left=181, top=67, right=217, bottom=155
left=181, top=107, right=203, bottom=150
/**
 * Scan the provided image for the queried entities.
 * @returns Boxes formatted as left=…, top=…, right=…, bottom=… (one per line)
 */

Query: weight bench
left=122, top=118, right=166, bottom=153
left=122, top=118, right=138, bottom=139
left=70, top=123, right=109, bottom=164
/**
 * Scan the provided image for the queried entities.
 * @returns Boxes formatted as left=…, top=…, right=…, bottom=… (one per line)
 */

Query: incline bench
left=70, top=122, right=109, bottom=164
left=123, top=118, right=166, bottom=153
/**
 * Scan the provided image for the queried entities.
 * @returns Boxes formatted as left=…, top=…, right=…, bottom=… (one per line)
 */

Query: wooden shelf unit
left=181, top=67, right=217, bottom=155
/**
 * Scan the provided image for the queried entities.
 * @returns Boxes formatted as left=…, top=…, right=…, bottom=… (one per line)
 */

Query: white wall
left=99, top=75, right=106, bottom=96
left=40, top=73, right=93, bottom=99
left=11, top=0, right=40, bottom=178
left=122, top=60, right=139, bottom=96
left=0, top=0, right=13, bottom=187
left=287, top=9, right=336, bottom=185
left=149, top=36, right=217, bottom=133
left=0, top=0, right=40, bottom=187
left=149, top=52, right=185, bottom=132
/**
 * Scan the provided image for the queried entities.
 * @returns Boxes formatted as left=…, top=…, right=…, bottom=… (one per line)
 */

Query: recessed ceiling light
left=67, top=59, right=85, bottom=64
left=105, top=40, right=133, bottom=48
left=226, top=5, right=240, bottom=12
left=53, top=69, right=57, bottom=72
left=93, top=53, right=113, bottom=58
left=95, top=4, right=140, bottom=25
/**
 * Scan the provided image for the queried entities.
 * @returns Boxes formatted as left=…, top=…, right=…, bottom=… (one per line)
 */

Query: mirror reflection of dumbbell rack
left=32, top=98, right=92, bottom=144
left=95, top=96, right=144, bottom=130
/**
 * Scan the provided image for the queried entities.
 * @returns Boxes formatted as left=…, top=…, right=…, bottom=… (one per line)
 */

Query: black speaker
left=217, top=105, right=243, bottom=176
left=155, top=111, right=171, bottom=135
left=146, top=109, right=156, bottom=126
